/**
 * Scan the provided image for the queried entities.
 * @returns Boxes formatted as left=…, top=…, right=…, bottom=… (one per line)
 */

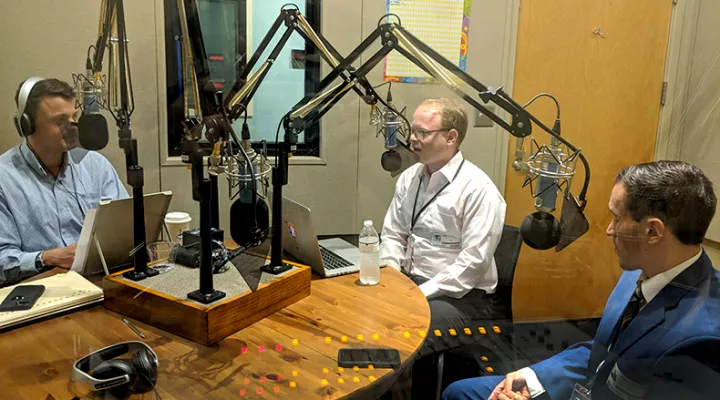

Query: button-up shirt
left=380, top=151, right=507, bottom=299
left=0, top=141, right=128, bottom=285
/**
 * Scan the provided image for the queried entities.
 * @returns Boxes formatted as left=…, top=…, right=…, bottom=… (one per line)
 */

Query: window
left=164, top=0, right=322, bottom=158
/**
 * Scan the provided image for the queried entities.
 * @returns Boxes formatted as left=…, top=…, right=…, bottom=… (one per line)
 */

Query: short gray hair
left=419, top=98, right=468, bottom=145
left=614, top=160, right=716, bottom=245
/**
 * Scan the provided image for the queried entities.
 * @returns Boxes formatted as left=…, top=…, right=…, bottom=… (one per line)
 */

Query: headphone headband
left=15, top=76, right=44, bottom=124
left=72, top=341, right=158, bottom=391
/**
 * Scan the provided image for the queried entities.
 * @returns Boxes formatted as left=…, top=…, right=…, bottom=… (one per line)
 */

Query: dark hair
left=14, top=78, right=75, bottom=119
left=615, top=160, right=716, bottom=245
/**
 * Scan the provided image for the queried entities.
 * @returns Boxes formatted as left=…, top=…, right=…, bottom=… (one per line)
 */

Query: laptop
left=280, top=196, right=362, bottom=277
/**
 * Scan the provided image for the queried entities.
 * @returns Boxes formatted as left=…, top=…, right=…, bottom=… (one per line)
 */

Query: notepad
left=0, top=271, right=103, bottom=330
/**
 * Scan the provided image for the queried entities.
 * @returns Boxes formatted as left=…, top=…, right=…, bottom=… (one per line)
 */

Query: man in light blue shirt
left=0, top=77, right=127, bottom=286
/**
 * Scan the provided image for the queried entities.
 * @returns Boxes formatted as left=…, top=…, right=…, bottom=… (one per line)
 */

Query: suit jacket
left=530, top=251, right=720, bottom=399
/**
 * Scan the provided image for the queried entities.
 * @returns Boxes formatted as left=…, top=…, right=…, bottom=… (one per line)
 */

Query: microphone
left=227, top=116, right=271, bottom=248
left=380, top=109, right=403, bottom=172
left=533, top=138, right=561, bottom=213
left=74, top=57, right=110, bottom=151
left=371, top=83, right=418, bottom=174
left=82, top=57, right=101, bottom=115
left=520, top=120, right=565, bottom=250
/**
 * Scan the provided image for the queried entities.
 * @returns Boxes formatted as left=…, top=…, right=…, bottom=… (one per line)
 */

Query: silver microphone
left=72, top=64, right=106, bottom=115
left=370, top=85, right=415, bottom=174
left=519, top=133, right=581, bottom=250
left=72, top=64, right=109, bottom=151
left=533, top=138, right=562, bottom=212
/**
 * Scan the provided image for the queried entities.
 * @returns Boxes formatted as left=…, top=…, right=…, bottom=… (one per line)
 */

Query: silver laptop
left=280, top=197, right=361, bottom=277
left=72, top=191, right=173, bottom=277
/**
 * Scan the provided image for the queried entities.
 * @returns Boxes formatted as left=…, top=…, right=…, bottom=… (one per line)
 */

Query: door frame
left=655, top=0, right=701, bottom=161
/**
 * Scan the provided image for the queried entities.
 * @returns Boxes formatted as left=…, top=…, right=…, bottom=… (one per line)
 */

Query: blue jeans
left=442, top=375, right=504, bottom=400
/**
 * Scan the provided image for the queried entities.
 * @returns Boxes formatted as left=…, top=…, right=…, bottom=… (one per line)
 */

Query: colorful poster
left=384, top=0, right=472, bottom=83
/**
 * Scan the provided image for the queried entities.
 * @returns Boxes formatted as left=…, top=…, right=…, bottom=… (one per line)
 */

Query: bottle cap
left=363, top=220, right=373, bottom=226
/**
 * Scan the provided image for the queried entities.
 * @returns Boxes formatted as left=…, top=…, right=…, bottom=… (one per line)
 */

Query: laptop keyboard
left=319, top=245, right=354, bottom=270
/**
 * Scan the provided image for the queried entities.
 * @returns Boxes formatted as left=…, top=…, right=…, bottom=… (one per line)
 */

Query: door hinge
left=660, top=81, right=668, bottom=106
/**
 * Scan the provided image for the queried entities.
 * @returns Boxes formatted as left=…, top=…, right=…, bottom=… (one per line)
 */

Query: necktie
left=612, top=279, right=646, bottom=344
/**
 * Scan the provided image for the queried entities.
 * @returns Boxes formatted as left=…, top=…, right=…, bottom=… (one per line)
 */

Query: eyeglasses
left=410, top=128, right=449, bottom=140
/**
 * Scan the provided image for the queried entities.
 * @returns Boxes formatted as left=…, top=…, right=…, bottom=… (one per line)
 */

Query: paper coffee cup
left=165, top=212, right=191, bottom=244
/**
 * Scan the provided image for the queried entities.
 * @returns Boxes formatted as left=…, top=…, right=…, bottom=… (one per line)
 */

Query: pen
left=122, top=318, right=146, bottom=339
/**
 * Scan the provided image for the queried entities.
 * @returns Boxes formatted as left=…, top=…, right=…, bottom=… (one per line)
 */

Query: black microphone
left=230, top=190, right=269, bottom=247
left=228, top=116, right=270, bottom=247
left=78, top=113, right=109, bottom=151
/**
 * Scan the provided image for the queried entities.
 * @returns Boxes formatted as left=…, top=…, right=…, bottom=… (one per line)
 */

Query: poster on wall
left=383, top=0, right=472, bottom=83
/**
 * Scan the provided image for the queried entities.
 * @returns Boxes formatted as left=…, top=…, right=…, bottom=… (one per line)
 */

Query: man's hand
left=42, top=243, right=77, bottom=269
left=489, top=371, right=531, bottom=400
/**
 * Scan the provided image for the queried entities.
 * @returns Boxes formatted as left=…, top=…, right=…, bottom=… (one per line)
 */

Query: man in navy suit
left=443, top=160, right=720, bottom=400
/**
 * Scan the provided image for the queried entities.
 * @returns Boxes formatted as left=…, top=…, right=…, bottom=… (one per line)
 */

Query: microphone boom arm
left=287, top=20, right=589, bottom=210
left=79, top=0, right=154, bottom=280
left=284, top=18, right=591, bottom=251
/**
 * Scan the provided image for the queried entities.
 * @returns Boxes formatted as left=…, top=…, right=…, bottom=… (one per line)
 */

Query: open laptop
left=280, top=196, right=361, bottom=277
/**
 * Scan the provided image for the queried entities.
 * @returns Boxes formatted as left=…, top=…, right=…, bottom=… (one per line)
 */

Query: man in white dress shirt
left=380, top=98, right=507, bottom=396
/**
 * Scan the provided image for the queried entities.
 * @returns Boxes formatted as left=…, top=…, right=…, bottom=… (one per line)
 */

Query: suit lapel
left=588, top=270, right=641, bottom=373
left=606, top=252, right=712, bottom=358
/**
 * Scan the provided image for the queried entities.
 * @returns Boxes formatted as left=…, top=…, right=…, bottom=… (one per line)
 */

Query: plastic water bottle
left=359, top=220, right=380, bottom=285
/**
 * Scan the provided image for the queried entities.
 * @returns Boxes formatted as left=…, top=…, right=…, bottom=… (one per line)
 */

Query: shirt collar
left=19, top=140, right=69, bottom=178
left=639, top=249, right=703, bottom=304
left=420, top=150, right=464, bottom=182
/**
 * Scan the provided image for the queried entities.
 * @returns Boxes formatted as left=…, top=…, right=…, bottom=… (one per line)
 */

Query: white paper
left=71, top=208, right=97, bottom=273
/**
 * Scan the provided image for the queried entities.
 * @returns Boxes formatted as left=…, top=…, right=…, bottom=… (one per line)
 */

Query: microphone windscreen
left=78, top=113, right=109, bottom=151
left=381, top=150, right=402, bottom=172
left=230, top=188, right=270, bottom=246
left=389, top=141, right=419, bottom=178
left=520, top=211, right=561, bottom=250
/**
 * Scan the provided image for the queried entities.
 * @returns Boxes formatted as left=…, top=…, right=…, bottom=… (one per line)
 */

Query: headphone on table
left=14, top=76, right=44, bottom=137
left=72, top=341, right=158, bottom=397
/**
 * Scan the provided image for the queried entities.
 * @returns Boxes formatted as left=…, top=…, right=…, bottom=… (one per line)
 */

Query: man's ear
left=447, top=129, right=459, bottom=145
left=645, top=217, right=665, bottom=244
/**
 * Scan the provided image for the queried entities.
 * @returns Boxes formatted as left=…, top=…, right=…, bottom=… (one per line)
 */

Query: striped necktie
left=612, top=279, right=646, bottom=344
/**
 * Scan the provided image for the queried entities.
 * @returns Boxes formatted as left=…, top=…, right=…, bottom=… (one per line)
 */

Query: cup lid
left=165, top=212, right=191, bottom=223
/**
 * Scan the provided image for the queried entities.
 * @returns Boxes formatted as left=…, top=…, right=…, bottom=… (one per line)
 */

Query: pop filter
left=555, top=193, right=590, bottom=251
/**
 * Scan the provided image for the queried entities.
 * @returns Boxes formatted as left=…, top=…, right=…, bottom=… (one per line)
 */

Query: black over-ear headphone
left=14, top=76, right=44, bottom=137
left=72, top=341, right=158, bottom=397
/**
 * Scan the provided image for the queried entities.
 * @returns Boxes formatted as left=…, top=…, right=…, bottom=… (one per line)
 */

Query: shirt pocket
left=76, top=187, right=103, bottom=211
left=429, top=206, right=462, bottom=249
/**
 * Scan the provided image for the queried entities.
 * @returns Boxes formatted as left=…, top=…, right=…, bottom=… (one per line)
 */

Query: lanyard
left=410, top=158, right=465, bottom=230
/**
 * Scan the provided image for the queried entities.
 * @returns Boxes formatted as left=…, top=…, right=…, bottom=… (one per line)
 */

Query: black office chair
left=434, top=225, right=523, bottom=399
left=491, top=224, right=523, bottom=320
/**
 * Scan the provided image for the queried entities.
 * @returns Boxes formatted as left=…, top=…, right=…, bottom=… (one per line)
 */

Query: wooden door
left=507, top=0, right=674, bottom=321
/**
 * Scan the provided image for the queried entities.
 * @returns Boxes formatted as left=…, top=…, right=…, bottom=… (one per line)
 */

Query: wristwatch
left=35, top=252, right=46, bottom=271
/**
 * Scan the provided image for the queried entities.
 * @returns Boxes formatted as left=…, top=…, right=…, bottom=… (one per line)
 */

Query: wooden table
left=0, top=267, right=430, bottom=399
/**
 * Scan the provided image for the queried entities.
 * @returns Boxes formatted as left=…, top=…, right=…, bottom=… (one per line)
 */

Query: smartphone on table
left=337, top=348, right=401, bottom=369
left=0, top=285, right=45, bottom=312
